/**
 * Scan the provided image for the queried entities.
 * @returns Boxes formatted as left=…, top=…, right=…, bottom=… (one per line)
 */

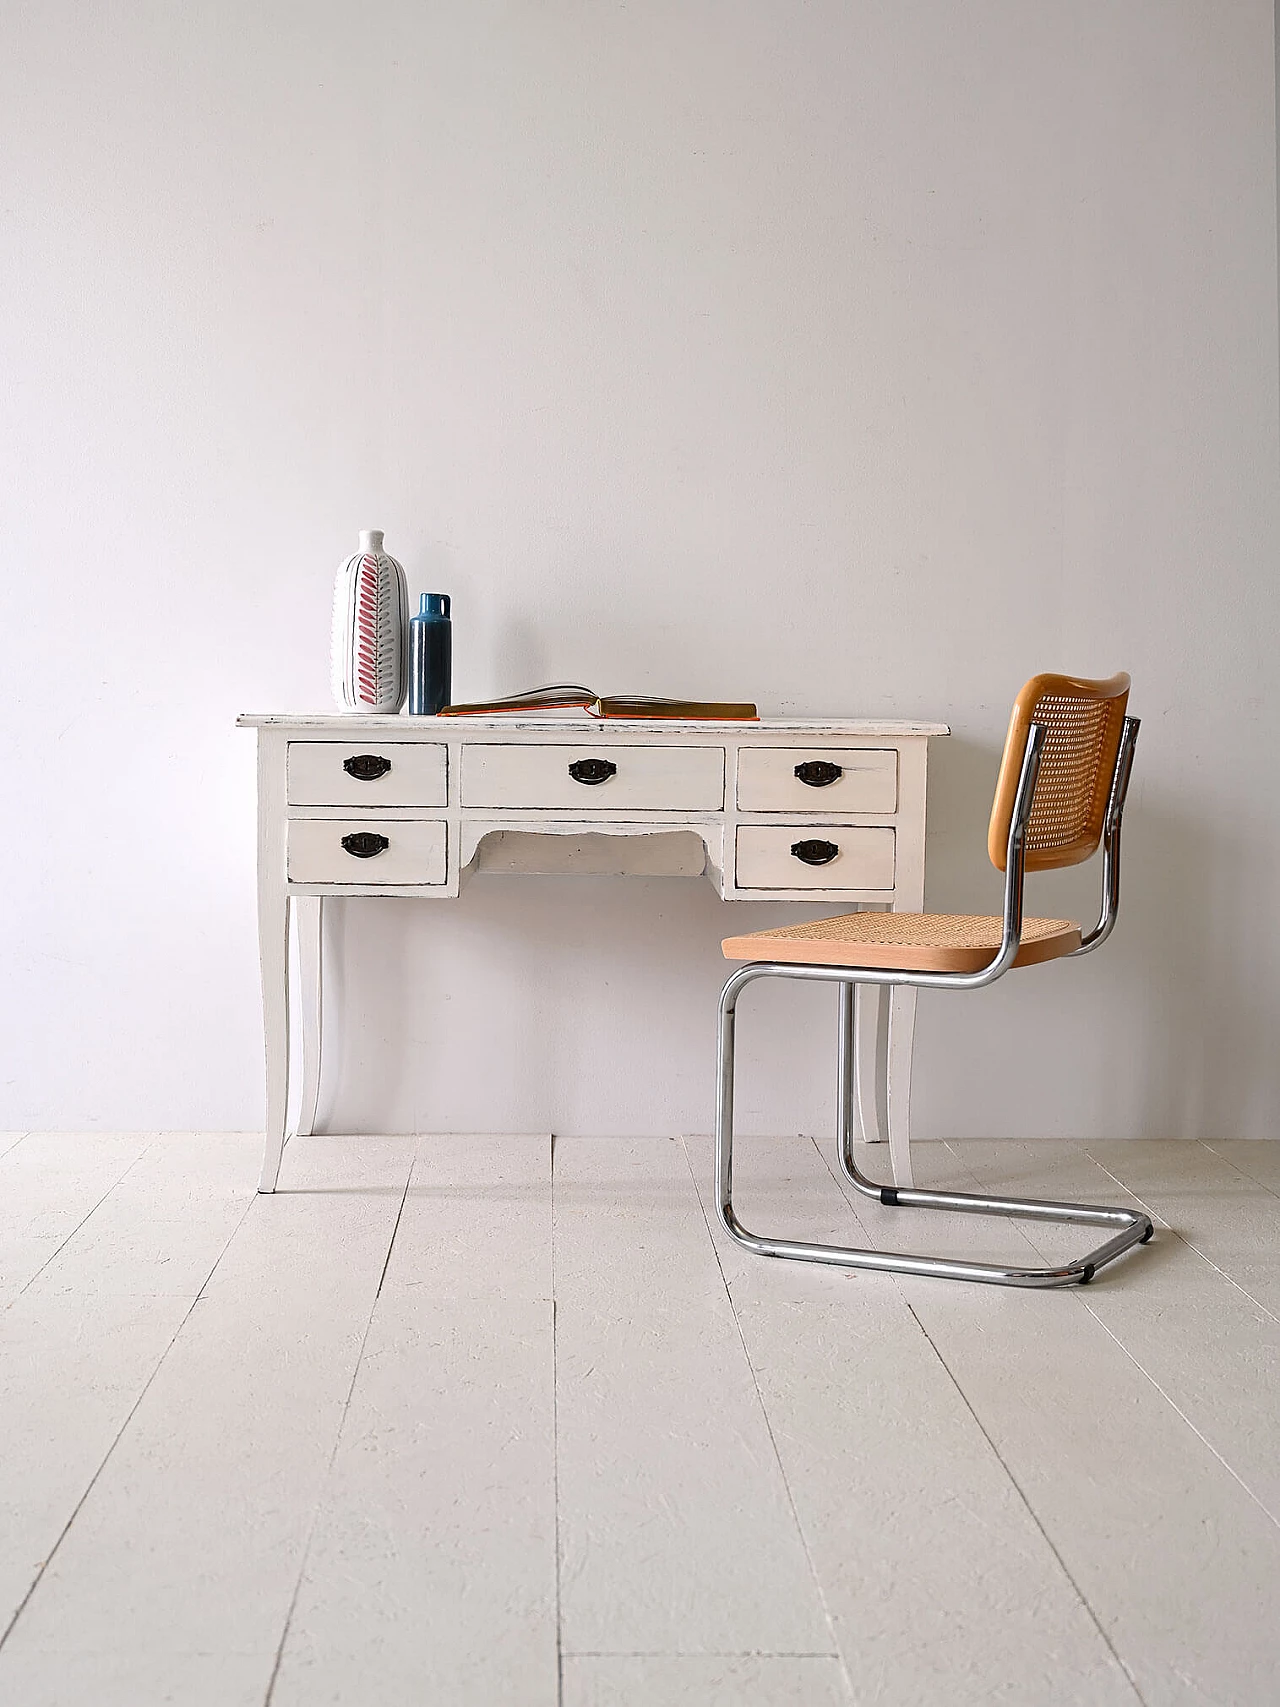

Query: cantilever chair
left=716, top=672, right=1153, bottom=1289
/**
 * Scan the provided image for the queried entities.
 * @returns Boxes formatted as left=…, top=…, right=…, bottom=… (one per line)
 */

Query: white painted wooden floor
left=2, top=1131, right=1279, bottom=1706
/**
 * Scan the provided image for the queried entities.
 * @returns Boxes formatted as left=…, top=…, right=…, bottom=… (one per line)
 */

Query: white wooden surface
left=239, top=715, right=945, bottom=907
left=3, top=1132, right=1280, bottom=1705
left=0, top=1135, right=415, bottom=1704
left=287, top=816, right=448, bottom=885
left=461, top=741, right=726, bottom=810
left=562, top=1656, right=852, bottom=1705
left=683, top=1133, right=1139, bottom=1705
left=270, top=1135, right=556, bottom=1706
left=286, top=740, right=448, bottom=808
left=0, top=1134, right=259, bottom=1646
left=0, top=1131, right=152, bottom=1307
left=295, top=896, right=323, bottom=1139
left=825, top=1140, right=1280, bottom=1707
left=243, top=715, right=947, bottom=1195
left=736, top=745, right=898, bottom=813
left=733, top=824, right=896, bottom=890
left=553, top=1136, right=836, bottom=1657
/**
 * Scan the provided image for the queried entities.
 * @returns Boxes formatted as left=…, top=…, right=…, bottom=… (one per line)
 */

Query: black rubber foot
left=1080, top=1263, right=1096, bottom=1284
left=881, top=1187, right=899, bottom=1206
left=1140, top=1225, right=1155, bottom=1243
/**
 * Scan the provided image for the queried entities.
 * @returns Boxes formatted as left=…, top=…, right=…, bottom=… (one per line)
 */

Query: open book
left=438, top=685, right=758, bottom=720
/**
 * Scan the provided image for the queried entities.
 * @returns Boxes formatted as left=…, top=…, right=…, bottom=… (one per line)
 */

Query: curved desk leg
left=259, top=888, right=291, bottom=1194
left=296, top=896, right=323, bottom=1139
left=886, top=988, right=917, bottom=1189
left=853, top=984, right=883, bottom=1148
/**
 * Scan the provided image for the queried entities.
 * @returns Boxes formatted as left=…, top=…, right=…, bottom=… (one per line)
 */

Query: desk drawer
left=737, top=748, right=897, bottom=813
left=288, top=819, right=447, bottom=885
left=461, top=744, right=724, bottom=811
left=287, top=741, right=447, bottom=808
left=735, top=826, right=895, bottom=891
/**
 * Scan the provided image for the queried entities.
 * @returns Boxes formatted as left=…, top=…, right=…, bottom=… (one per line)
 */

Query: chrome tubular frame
left=1072, top=716, right=1140, bottom=956
left=714, top=717, right=1153, bottom=1289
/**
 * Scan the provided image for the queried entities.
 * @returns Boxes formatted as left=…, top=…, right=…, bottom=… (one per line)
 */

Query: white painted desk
left=239, top=714, right=949, bottom=1191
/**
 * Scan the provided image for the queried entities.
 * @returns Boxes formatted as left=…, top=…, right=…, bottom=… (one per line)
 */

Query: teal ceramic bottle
left=408, top=593, right=452, bottom=715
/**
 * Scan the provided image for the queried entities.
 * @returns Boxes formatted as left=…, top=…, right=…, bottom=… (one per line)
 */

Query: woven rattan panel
left=721, top=911, right=1081, bottom=972
left=987, top=673, right=1129, bottom=872
left=1025, top=692, right=1116, bottom=856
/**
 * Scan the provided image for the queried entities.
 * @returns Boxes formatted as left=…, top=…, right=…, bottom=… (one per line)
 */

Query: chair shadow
left=923, top=735, right=1279, bottom=1140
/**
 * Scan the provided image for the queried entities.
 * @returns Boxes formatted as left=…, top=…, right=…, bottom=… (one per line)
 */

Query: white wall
left=2, top=1, right=1278, bottom=1140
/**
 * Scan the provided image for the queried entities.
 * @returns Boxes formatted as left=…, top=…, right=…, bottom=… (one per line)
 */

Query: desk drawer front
left=737, top=747, right=897, bottom=813
left=288, top=818, right=447, bottom=885
left=287, top=742, right=447, bottom=808
left=735, top=826, right=895, bottom=891
left=461, top=744, right=724, bottom=811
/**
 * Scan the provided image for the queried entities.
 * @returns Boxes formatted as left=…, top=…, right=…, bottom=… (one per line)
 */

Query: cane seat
left=721, top=911, right=1081, bottom=973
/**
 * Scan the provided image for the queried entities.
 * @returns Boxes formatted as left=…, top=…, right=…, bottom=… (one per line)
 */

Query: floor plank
left=0, top=1132, right=153, bottom=1306
left=0, top=1133, right=258, bottom=1638
left=950, top=1139, right=1280, bottom=1524
left=1203, top=1140, right=1280, bottom=1199
left=269, top=1135, right=556, bottom=1706
left=847, top=1140, right=1280, bottom=1707
left=686, top=1133, right=1139, bottom=1707
left=0, top=1134, right=415, bottom=1707
left=554, top=1135, right=837, bottom=1659
left=562, top=1654, right=851, bottom=1706
left=4, top=1131, right=1279, bottom=1705
left=1087, top=1140, right=1280, bottom=1316
left=356, top=1130, right=553, bottom=1304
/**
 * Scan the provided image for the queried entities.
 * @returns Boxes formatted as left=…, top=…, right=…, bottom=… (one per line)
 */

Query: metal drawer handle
left=568, top=758, right=617, bottom=785
left=341, top=832, right=390, bottom=858
left=794, top=759, right=843, bottom=788
left=791, top=838, right=839, bottom=866
left=343, top=754, right=392, bottom=781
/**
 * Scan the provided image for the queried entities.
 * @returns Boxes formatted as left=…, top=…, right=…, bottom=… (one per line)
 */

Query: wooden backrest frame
left=987, top=672, right=1131, bottom=872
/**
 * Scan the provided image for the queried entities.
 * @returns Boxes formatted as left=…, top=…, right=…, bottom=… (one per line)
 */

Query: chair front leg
left=717, top=963, right=1154, bottom=1290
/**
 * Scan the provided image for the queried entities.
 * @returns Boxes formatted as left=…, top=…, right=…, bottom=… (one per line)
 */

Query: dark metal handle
left=343, top=754, right=392, bottom=781
left=791, top=838, right=839, bottom=866
left=568, top=758, right=617, bottom=786
left=794, top=759, right=843, bottom=788
left=341, top=832, right=390, bottom=859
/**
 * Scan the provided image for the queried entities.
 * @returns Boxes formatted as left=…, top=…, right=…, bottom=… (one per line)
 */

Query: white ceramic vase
left=331, top=529, right=409, bottom=713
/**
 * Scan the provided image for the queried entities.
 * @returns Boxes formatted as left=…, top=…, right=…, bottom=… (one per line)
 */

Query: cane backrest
left=987, top=673, right=1130, bottom=872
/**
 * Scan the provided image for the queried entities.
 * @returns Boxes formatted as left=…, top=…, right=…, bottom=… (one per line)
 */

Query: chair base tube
left=716, top=966, right=1154, bottom=1291
left=717, top=1202, right=1153, bottom=1289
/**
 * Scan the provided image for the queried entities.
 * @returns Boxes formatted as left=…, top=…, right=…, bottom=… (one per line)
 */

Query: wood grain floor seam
left=894, top=1290, right=1148, bottom=1707
left=1083, top=1147, right=1280, bottom=1324
left=680, top=1136, right=855, bottom=1703
left=2, top=1132, right=157, bottom=1310
left=0, top=1182, right=257, bottom=1653
left=262, top=1146, right=420, bottom=1707
left=810, top=1137, right=1150, bottom=1707
left=942, top=1141, right=1280, bottom=1534
left=5, top=1134, right=1279, bottom=1705
left=1201, top=1141, right=1280, bottom=1201
left=563, top=1649, right=846, bottom=1657
left=1074, top=1296, right=1280, bottom=1530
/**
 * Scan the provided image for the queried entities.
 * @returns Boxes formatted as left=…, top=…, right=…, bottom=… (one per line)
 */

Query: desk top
left=237, top=714, right=951, bottom=736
